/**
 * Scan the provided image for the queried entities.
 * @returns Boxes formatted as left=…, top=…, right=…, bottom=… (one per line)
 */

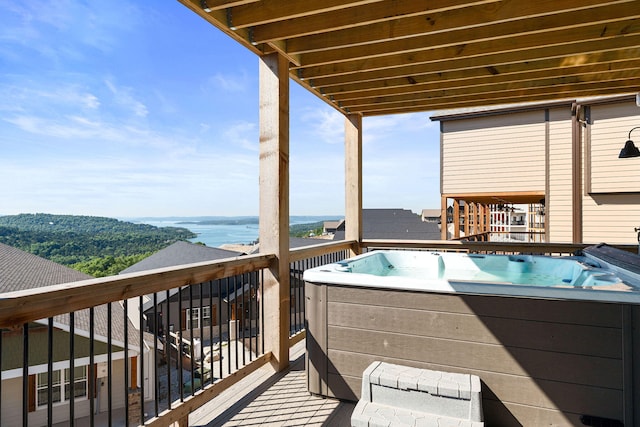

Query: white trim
left=1, top=351, right=126, bottom=380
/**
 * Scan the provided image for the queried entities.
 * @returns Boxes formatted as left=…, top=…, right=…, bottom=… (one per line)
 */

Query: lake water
left=131, top=216, right=342, bottom=248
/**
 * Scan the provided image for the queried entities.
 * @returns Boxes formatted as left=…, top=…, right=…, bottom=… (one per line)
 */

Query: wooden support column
left=259, top=52, right=290, bottom=372
left=441, top=196, right=448, bottom=240
left=453, top=199, right=460, bottom=239
left=485, top=204, right=491, bottom=233
left=345, top=114, right=363, bottom=256
left=464, top=201, right=469, bottom=237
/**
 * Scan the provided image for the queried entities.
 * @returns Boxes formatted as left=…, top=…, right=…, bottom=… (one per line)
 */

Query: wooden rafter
left=179, top=0, right=640, bottom=116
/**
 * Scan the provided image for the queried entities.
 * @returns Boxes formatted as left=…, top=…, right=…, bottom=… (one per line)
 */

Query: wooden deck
left=189, top=340, right=355, bottom=426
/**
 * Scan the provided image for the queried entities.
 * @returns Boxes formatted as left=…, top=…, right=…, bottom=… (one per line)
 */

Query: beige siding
left=547, top=108, right=573, bottom=243
left=589, top=103, right=640, bottom=193
left=442, top=111, right=546, bottom=194
left=1, top=359, right=127, bottom=426
left=583, top=102, right=640, bottom=244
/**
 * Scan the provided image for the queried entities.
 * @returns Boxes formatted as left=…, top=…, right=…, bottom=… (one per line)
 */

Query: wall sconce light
left=619, top=127, right=640, bottom=158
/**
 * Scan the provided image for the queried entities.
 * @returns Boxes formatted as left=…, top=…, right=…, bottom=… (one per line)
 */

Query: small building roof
left=120, top=240, right=243, bottom=274
left=333, top=209, right=441, bottom=241
left=0, top=243, right=137, bottom=348
left=421, top=209, right=442, bottom=218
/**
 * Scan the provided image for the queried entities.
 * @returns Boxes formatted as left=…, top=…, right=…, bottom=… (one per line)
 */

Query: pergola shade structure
left=181, top=0, right=640, bottom=115
left=178, top=0, right=640, bottom=373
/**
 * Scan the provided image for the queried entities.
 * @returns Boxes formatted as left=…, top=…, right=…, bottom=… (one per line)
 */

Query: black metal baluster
left=22, top=323, right=28, bottom=427
left=233, top=275, right=238, bottom=372
left=123, top=299, right=129, bottom=427
left=248, top=272, right=254, bottom=361
left=226, top=278, right=231, bottom=376
left=69, top=312, right=75, bottom=427
left=153, top=293, right=159, bottom=417
left=289, top=264, right=294, bottom=335
left=165, top=290, right=171, bottom=410
left=107, top=302, right=112, bottom=426
left=47, top=317, right=53, bottom=426
left=139, top=295, right=145, bottom=426
left=260, top=269, right=265, bottom=355
left=217, top=279, right=223, bottom=380
left=188, top=286, right=195, bottom=396
left=178, top=288, right=184, bottom=401
left=199, top=282, right=204, bottom=391
left=89, top=308, right=95, bottom=426
left=209, top=280, right=214, bottom=386
left=241, top=273, right=246, bottom=367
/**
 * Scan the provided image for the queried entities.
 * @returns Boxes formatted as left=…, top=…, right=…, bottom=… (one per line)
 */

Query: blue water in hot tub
left=342, top=251, right=623, bottom=288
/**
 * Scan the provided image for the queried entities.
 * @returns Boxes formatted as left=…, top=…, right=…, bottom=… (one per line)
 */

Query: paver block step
left=353, top=361, right=484, bottom=426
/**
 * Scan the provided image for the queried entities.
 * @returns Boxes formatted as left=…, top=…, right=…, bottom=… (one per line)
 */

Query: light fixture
left=619, top=127, right=640, bottom=158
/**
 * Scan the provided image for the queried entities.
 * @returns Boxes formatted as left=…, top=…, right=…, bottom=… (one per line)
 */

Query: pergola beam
left=253, top=0, right=499, bottom=44
left=290, top=0, right=636, bottom=58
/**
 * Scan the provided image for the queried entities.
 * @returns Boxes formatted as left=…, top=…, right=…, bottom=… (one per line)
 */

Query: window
left=186, top=305, right=215, bottom=329
left=36, top=367, right=87, bottom=408
left=186, top=307, right=200, bottom=329
left=202, top=305, right=211, bottom=327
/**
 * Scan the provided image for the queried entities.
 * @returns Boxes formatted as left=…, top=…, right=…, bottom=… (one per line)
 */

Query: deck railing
left=289, top=241, right=353, bottom=340
left=0, top=239, right=635, bottom=426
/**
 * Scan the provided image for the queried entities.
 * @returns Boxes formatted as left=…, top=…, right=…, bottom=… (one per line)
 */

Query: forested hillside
left=0, top=213, right=196, bottom=276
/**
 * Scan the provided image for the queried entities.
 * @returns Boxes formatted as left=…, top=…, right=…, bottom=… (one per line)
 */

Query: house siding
left=547, top=107, right=574, bottom=243
left=438, top=97, right=640, bottom=244
left=583, top=102, right=640, bottom=244
left=441, top=111, right=546, bottom=195
left=2, top=359, right=126, bottom=427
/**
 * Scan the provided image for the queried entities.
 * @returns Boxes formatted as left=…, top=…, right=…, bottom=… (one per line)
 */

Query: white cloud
left=105, top=80, right=148, bottom=117
left=223, top=121, right=258, bottom=152
left=299, top=107, right=344, bottom=144
left=206, top=72, right=248, bottom=92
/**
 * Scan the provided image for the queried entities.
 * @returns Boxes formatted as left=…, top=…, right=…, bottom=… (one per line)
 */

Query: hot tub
left=304, top=244, right=640, bottom=426
left=303, top=244, right=640, bottom=303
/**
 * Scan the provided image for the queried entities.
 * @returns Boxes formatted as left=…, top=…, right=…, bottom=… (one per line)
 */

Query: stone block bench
left=351, top=361, right=484, bottom=427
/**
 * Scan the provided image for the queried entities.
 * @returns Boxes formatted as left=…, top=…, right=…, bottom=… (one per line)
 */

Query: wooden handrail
left=0, top=253, right=275, bottom=328
left=361, top=239, right=636, bottom=254
left=289, top=240, right=356, bottom=263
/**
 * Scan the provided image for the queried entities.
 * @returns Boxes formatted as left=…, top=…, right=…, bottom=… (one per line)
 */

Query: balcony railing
left=0, top=239, right=634, bottom=426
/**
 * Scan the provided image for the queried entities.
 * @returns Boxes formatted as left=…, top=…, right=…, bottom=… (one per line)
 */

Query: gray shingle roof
left=0, top=242, right=137, bottom=347
left=0, top=242, right=92, bottom=293
left=120, top=241, right=242, bottom=274
left=333, top=209, right=441, bottom=241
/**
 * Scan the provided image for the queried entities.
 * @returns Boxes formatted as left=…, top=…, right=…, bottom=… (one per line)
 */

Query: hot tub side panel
left=305, top=281, right=640, bottom=426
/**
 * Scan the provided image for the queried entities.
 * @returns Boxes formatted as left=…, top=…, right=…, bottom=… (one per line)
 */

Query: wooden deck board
left=189, top=340, right=355, bottom=426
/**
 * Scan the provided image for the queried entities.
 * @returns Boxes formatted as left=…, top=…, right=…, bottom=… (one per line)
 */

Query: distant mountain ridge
left=0, top=213, right=196, bottom=268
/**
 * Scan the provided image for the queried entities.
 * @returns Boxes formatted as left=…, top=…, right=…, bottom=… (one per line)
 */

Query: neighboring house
left=323, top=220, right=343, bottom=235
left=333, top=208, right=441, bottom=241
left=420, top=209, right=442, bottom=223
left=0, top=243, right=143, bottom=427
left=121, top=241, right=245, bottom=342
left=432, top=94, right=640, bottom=244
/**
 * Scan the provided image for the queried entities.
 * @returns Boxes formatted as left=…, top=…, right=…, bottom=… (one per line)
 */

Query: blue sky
left=0, top=0, right=440, bottom=218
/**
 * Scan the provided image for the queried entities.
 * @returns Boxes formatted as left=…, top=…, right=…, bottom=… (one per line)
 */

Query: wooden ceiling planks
left=179, top=0, right=640, bottom=115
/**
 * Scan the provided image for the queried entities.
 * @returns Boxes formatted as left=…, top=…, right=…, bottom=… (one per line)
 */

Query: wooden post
left=259, top=52, right=290, bottom=372
left=441, top=196, right=448, bottom=240
left=345, top=114, right=363, bottom=256
left=463, top=201, right=469, bottom=237
left=453, top=199, right=460, bottom=239
left=486, top=204, right=491, bottom=233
